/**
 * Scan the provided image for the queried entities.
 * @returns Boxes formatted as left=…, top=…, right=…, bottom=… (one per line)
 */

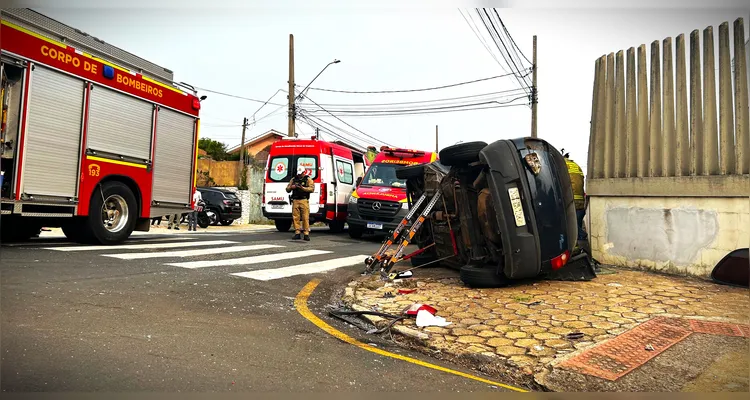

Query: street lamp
left=297, top=59, right=340, bottom=101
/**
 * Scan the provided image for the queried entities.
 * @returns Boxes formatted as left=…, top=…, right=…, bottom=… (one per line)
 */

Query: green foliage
left=199, top=138, right=229, bottom=161
left=238, top=165, right=248, bottom=190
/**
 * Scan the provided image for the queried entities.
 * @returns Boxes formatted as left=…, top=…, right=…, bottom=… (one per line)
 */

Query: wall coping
left=587, top=175, right=750, bottom=197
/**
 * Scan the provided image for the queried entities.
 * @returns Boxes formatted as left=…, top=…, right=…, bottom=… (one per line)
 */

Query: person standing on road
left=188, top=189, right=202, bottom=231
left=167, top=212, right=180, bottom=230
left=562, top=150, right=586, bottom=242
left=286, top=166, right=314, bottom=241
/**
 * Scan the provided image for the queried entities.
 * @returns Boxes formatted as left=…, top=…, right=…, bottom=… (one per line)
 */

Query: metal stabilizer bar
left=379, top=191, right=442, bottom=277
left=363, top=193, right=428, bottom=273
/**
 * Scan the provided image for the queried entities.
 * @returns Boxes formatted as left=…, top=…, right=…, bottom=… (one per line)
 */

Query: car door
left=334, top=158, right=356, bottom=217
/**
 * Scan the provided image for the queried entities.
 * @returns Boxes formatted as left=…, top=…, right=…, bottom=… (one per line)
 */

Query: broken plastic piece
left=415, top=309, right=451, bottom=327
left=395, top=270, right=413, bottom=278
left=404, top=303, right=437, bottom=316
left=398, top=288, right=416, bottom=294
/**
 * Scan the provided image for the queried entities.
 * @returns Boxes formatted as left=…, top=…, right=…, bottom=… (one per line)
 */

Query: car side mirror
left=356, top=177, right=363, bottom=186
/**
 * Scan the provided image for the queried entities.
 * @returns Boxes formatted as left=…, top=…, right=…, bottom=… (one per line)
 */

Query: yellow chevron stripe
left=87, top=156, right=147, bottom=169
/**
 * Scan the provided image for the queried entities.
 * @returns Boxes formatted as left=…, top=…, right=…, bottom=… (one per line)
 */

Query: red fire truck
left=0, top=9, right=202, bottom=244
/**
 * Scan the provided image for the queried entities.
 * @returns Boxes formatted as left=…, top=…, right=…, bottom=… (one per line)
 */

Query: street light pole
left=297, top=59, right=341, bottom=101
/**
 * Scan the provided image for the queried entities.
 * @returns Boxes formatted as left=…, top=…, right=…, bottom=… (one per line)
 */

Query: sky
left=30, top=0, right=750, bottom=175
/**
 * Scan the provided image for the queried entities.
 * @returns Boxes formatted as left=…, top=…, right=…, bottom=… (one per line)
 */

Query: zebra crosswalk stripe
left=44, top=240, right=237, bottom=252
left=101, top=244, right=285, bottom=260
left=231, top=255, right=368, bottom=281
left=166, top=249, right=332, bottom=269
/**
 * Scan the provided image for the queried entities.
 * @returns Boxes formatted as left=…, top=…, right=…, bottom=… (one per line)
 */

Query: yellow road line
left=294, top=279, right=529, bottom=392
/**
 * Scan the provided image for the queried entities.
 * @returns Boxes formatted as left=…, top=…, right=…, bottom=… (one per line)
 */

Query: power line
left=479, top=8, right=531, bottom=96
left=490, top=9, right=532, bottom=88
left=193, top=86, right=286, bottom=106
left=297, top=93, right=394, bottom=147
left=494, top=9, right=532, bottom=65
left=297, top=113, right=371, bottom=150
left=312, top=88, right=527, bottom=108
left=457, top=8, right=508, bottom=73
left=304, top=96, right=528, bottom=115
left=307, top=97, right=529, bottom=118
left=304, top=72, right=521, bottom=94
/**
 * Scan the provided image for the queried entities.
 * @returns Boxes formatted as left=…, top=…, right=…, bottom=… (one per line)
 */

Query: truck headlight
left=349, top=196, right=358, bottom=204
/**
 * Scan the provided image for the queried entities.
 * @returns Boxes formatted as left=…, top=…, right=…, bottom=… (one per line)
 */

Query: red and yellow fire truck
left=0, top=9, right=202, bottom=244
left=347, top=146, right=437, bottom=238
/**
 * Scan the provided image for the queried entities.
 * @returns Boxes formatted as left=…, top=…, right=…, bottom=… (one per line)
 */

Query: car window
left=269, top=157, right=289, bottom=182
left=224, top=192, right=238, bottom=199
left=296, top=157, right=318, bottom=179
left=336, top=160, right=354, bottom=185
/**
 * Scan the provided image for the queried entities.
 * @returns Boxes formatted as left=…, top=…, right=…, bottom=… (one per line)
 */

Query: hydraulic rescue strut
left=375, top=191, right=443, bottom=279
left=363, top=193, right=428, bottom=273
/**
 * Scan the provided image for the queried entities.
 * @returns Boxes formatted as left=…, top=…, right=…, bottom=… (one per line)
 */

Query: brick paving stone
left=520, top=325, right=548, bottom=334
left=567, top=309, right=594, bottom=316
left=563, top=321, right=590, bottom=329
left=444, top=335, right=457, bottom=342
left=554, top=303, right=581, bottom=310
left=509, top=319, right=536, bottom=327
left=534, top=332, right=562, bottom=340
left=452, top=311, right=475, bottom=319
left=545, top=338, right=573, bottom=349
left=424, top=327, right=450, bottom=334
left=477, top=330, right=501, bottom=338
left=591, top=321, right=620, bottom=330
left=467, top=324, right=487, bottom=331
left=459, top=318, right=481, bottom=325
left=578, top=327, right=607, bottom=337
left=514, top=308, right=537, bottom=316
left=552, top=314, right=579, bottom=322
left=609, top=306, right=634, bottom=313
left=621, top=311, right=648, bottom=319
left=550, top=320, right=564, bottom=327
left=506, top=331, right=528, bottom=339
left=452, top=328, right=474, bottom=336
left=484, top=318, right=505, bottom=326
left=457, top=335, right=485, bottom=344
left=579, top=315, right=607, bottom=323
left=526, top=313, right=552, bottom=321
left=595, top=311, right=622, bottom=319
left=493, top=325, right=516, bottom=333
left=496, top=346, right=527, bottom=357
left=487, top=337, right=514, bottom=347
left=549, top=327, right=574, bottom=335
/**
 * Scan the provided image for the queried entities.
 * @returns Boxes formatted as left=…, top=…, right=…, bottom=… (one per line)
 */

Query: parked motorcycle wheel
left=197, top=214, right=210, bottom=229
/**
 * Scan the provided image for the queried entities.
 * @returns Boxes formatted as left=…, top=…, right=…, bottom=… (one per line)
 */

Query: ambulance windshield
left=360, top=163, right=406, bottom=188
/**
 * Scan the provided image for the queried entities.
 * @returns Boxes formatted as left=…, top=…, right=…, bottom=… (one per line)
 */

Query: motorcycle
left=196, top=200, right=212, bottom=229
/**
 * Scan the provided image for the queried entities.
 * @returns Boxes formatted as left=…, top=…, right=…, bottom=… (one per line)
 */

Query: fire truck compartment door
left=87, top=84, right=153, bottom=161
left=152, top=107, right=195, bottom=205
left=22, top=65, right=84, bottom=198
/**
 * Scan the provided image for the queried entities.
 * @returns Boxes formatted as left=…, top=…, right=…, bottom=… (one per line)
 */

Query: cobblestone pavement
left=343, top=268, right=749, bottom=389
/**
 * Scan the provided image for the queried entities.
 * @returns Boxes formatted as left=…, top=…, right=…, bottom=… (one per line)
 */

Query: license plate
left=367, top=222, right=383, bottom=230
left=507, top=187, right=526, bottom=227
left=271, top=204, right=285, bottom=209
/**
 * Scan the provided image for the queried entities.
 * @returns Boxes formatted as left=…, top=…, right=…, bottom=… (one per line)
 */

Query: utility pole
left=531, top=35, right=538, bottom=138
left=238, top=117, right=248, bottom=184
left=287, top=34, right=296, bottom=138
left=315, top=127, right=320, bottom=140
left=435, top=125, right=439, bottom=152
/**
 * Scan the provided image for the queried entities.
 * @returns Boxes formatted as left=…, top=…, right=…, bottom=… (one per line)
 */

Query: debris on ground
left=404, top=304, right=437, bottom=316
left=415, top=309, right=451, bottom=328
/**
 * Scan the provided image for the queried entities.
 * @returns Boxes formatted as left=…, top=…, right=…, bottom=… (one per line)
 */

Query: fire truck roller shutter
left=22, top=65, right=84, bottom=198
left=87, top=84, right=153, bottom=160
left=152, top=107, right=195, bottom=205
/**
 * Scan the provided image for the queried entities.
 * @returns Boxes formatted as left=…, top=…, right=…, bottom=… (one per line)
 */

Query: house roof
left=227, top=129, right=285, bottom=154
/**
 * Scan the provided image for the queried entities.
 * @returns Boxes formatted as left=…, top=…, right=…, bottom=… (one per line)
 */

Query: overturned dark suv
left=396, top=137, right=594, bottom=288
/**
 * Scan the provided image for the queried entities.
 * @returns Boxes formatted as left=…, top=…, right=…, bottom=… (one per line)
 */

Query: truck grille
left=358, top=199, right=401, bottom=218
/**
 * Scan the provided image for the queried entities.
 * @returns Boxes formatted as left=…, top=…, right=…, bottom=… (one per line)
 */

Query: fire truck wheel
left=395, top=164, right=425, bottom=180
left=439, top=141, right=488, bottom=167
left=275, top=219, right=292, bottom=232
left=348, top=225, right=364, bottom=239
left=459, top=264, right=510, bottom=288
left=86, top=181, right=137, bottom=245
left=328, top=221, right=345, bottom=233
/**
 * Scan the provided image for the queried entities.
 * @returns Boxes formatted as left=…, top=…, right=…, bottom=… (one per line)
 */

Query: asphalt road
left=1, top=227, right=520, bottom=392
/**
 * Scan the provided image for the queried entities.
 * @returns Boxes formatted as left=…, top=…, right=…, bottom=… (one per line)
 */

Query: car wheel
left=329, top=220, right=345, bottom=233
left=275, top=219, right=292, bottom=232
left=348, top=225, right=364, bottom=239
left=220, top=219, right=234, bottom=226
left=209, top=209, right=221, bottom=226
left=439, top=141, right=488, bottom=167
left=459, top=264, right=509, bottom=288
left=82, top=181, right=137, bottom=245
left=395, top=164, right=425, bottom=180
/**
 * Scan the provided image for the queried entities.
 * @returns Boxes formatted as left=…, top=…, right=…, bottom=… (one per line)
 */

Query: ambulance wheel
left=395, top=164, right=425, bottom=180
left=329, top=221, right=345, bottom=233
left=85, top=181, right=137, bottom=245
left=348, top=225, right=364, bottom=239
left=439, top=141, right=488, bottom=167
left=275, top=219, right=292, bottom=232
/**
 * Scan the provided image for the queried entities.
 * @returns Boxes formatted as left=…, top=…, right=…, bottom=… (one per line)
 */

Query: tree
left=198, top=138, right=229, bottom=161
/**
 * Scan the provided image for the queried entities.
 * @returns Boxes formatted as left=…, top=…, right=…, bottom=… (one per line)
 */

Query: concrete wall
left=196, top=159, right=240, bottom=187
left=213, top=167, right=267, bottom=224
left=587, top=196, right=749, bottom=278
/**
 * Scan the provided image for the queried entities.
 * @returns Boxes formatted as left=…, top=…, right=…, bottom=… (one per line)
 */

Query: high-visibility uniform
left=565, top=158, right=585, bottom=210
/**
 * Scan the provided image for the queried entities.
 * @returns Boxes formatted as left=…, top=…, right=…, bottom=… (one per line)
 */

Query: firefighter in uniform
left=286, top=166, right=315, bottom=241
left=562, top=149, right=586, bottom=242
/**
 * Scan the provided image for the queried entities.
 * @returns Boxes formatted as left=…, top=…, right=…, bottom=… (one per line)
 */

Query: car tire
left=395, top=164, right=425, bottom=180
left=348, top=225, right=364, bottom=239
left=459, top=263, right=509, bottom=288
left=209, top=209, right=221, bottom=226
left=275, top=219, right=292, bottom=232
left=82, top=181, right=137, bottom=245
left=410, top=252, right=440, bottom=268
left=439, top=141, right=488, bottom=167
left=329, top=220, right=345, bottom=233
left=220, top=219, right=234, bottom=226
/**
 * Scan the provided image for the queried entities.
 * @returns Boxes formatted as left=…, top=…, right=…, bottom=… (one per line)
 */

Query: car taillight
left=319, top=183, right=327, bottom=205
left=223, top=200, right=233, bottom=205
left=551, top=250, right=570, bottom=270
